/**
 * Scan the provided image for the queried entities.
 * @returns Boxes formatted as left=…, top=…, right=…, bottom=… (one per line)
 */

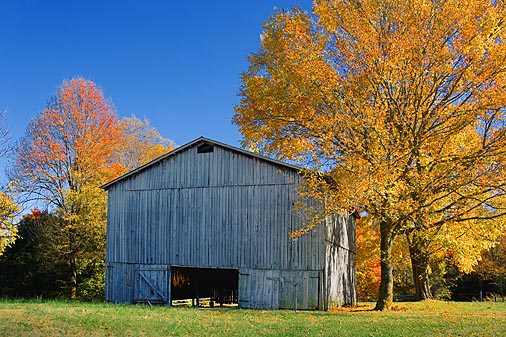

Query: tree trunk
left=70, top=253, right=77, bottom=300
left=374, top=222, right=395, bottom=311
left=408, top=242, right=433, bottom=301
left=69, top=227, right=78, bottom=300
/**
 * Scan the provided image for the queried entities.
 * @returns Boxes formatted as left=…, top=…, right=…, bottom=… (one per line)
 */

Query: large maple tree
left=234, top=0, right=506, bottom=310
left=15, top=77, right=121, bottom=207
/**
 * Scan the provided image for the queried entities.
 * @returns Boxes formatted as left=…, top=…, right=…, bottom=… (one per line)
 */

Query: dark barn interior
left=171, top=266, right=238, bottom=307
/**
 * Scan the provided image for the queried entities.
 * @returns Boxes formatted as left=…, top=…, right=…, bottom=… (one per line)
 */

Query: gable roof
left=101, top=136, right=302, bottom=190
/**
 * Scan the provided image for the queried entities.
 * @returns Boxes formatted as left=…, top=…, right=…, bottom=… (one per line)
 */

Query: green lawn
left=1, top=299, right=505, bottom=336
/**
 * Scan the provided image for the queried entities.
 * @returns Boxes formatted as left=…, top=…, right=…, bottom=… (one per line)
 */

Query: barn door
left=238, top=271, right=251, bottom=307
left=134, top=264, right=169, bottom=304
left=279, top=270, right=321, bottom=310
left=307, top=271, right=321, bottom=310
left=238, top=269, right=279, bottom=309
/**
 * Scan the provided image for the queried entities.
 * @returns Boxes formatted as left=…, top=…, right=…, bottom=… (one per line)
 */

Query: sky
left=0, top=0, right=313, bottom=150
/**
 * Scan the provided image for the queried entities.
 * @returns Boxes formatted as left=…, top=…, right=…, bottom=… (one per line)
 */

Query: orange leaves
left=13, top=78, right=174, bottom=209
left=23, top=208, right=42, bottom=220
left=14, top=77, right=123, bottom=208
left=355, top=223, right=382, bottom=300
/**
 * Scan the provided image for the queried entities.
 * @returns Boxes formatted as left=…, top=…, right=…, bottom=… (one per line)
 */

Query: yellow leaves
left=58, top=184, right=108, bottom=255
left=240, top=0, right=506, bottom=196
left=0, top=190, right=20, bottom=256
left=0, top=222, right=17, bottom=257
left=117, top=115, right=174, bottom=171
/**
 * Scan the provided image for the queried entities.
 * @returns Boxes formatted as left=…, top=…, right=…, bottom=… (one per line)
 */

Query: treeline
left=0, top=77, right=173, bottom=300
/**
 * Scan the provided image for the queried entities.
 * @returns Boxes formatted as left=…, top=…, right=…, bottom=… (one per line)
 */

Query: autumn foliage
left=15, top=77, right=122, bottom=208
left=476, top=233, right=506, bottom=293
left=0, top=191, right=20, bottom=257
left=0, top=109, right=19, bottom=257
left=234, top=0, right=506, bottom=310
left=8, top=77, right=174, bottom=299
left=355, top=224, right=381, bottom=301
left=118, top=115, right=174, bottom=170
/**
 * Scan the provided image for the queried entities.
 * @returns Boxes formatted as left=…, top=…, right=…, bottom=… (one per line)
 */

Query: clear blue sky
left=0, top=0, right=312, bottom=148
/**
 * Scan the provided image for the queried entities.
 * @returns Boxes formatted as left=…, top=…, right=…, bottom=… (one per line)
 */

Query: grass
left=1, top=299, right=506, bottom=336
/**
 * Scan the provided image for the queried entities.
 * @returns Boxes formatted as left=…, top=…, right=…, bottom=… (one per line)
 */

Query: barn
left=102, top=137, right=356, bottom=310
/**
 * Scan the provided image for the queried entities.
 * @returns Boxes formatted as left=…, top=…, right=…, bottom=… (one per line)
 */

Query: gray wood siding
left=105, top=139, right=355, bottom=309
left=325, top=214, right=357, bottom=308
left=238, top=268, right=322, bottom=310
left=118, top=146, right=299, bottom=191
left=239, top=269, right=280, bottom=309
left=106, top=144, right=325, bottom=271
left=105, top=263, right=135, bottom=304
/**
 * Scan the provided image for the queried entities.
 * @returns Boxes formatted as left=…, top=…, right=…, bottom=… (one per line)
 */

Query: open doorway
left=171, top=266, right=238, bottom=307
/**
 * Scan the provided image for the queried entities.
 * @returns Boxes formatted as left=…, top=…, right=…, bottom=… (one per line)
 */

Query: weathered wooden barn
left=102, top=137, right=356, bottom=310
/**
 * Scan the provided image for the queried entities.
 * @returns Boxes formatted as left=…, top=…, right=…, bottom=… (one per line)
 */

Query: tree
left=118, top=115, right=174, bottom=170
left=0, top=190, right=19, bottom=257
left=14, top=77, right=122, bottom=208
left=12, top=77, right=123, bottom=298
left=56, top=184, right=108, bottom=300
left=0, top=108, right=19, bottom=256
left=405, top=215, right=503, bottom=300
left=233, top=0, right=506, bottom=310
left=0, top=108, right=13, bottom=159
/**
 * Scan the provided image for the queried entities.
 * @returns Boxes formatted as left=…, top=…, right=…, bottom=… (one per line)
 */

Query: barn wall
left=238, top=268, right=322, bottom=310
left=106, top=145, right=325, bottom=269
left=105, top=141, right=354, bottom=309
left=118, top=144, right=300, bottom=191
left=325, top=214, right=357, bottom=308
left=239, top=269, right=280, bottom=309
